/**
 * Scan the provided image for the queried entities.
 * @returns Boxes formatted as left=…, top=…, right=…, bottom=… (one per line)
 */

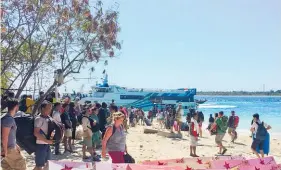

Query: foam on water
left=198, top=104, right=237, bottom=109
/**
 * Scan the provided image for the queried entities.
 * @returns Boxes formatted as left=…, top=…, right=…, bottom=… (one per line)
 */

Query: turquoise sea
left=196, top=96, right=281, bottom=134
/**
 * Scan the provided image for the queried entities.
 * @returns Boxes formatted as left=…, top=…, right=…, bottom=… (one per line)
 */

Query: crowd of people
left=0, top=91, right=273, bottom=170
left=0, top=91, right=134, bottom=170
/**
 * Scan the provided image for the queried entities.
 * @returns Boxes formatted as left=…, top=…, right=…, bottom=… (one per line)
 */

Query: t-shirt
left=26, top=97, right=35, bottom=114
left=34, top=115, right=49, bottom=144
left=251, top=120, right=269, bottom=138
left=215, top=117, right=227, bottom=134
left=52, top=111, right=61, bottom=123
left=1, top=113, right=17, bottom=148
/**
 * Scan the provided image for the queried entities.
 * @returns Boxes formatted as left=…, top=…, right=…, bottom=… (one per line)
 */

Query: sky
left=64, top=0, right=281, bottom=92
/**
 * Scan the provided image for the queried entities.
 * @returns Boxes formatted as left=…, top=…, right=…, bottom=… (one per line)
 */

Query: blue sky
left=65, top=0, right=281, bottom=92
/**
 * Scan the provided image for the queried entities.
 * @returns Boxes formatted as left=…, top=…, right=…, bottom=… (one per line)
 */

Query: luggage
left=14, top=115, right=64, bottom=155
left=234, top=116, right=239, bottom=127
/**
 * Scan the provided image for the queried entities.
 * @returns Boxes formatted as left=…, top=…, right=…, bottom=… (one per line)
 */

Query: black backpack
left=256, top=122, right=267, bottom=140
left=14, top=115, right=64, bottom=155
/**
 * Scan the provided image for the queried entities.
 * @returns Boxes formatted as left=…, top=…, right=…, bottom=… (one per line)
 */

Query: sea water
left=195, top=96, right=281, bottom=134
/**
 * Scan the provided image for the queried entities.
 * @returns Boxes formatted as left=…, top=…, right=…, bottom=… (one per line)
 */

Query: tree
left=1, top=0, right=121, bottom=113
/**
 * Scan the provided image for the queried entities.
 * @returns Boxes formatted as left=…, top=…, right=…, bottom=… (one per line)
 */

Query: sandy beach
left=15, top=123, right=281, bottom=169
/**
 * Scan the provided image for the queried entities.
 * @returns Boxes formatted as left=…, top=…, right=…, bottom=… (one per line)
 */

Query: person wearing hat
left=102, top=111, right=127, bottom=163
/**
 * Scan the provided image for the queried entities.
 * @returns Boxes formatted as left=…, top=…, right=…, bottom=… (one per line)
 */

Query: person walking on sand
left=210, top=111, right=228, bottom=155
left=228, top=111, right=238, bottom=143
left=102, top=112, right=127, bottom=163
left=175, top=103, right=183, bottom=134
left=190, top=112, right=199, bottom=157
left=250, top=113, right=271, bottom=158
left=1, top=98, right=27, bottom=170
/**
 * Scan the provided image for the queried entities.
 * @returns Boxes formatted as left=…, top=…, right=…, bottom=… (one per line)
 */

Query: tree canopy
left=1, top=0, right=121, bottom=112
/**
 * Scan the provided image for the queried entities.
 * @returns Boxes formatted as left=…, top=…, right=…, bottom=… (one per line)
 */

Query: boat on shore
left=70, top=74, right=197, bottom=110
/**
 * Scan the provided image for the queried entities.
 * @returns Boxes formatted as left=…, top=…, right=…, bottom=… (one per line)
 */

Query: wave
left=198, top=104, right=237, bottom=109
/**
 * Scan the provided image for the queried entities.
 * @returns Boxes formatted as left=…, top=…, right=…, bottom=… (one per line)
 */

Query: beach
left=19, top=123, right=281, bottom=169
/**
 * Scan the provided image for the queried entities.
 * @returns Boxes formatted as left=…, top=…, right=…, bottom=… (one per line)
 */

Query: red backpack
left=234, top=116, right=239, bottom=127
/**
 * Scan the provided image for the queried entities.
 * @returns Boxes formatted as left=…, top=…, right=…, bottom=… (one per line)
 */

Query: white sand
left=17, top=124, right=281, bottom=169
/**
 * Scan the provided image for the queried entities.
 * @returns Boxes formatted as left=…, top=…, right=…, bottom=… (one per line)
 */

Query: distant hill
left=197, top=90, right=281, bottom=96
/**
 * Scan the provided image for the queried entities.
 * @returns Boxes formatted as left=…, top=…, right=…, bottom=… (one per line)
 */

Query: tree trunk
left=31, top=82, right=56, bottom=115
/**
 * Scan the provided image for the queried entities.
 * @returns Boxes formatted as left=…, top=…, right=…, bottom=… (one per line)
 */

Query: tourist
left=52, top=102, right=62, bottom=155
left=139, top=109, right=145, bottom=126
left=119, top=106, right=129, bottom=132
left=102, top=112, right=127, bottom=163
left=157, top=109, right=165, bottom=129
left=81, top=106, right=94, bottom=160
left=228, top=111, right=237, bottom=142
left=197, top=111, right=204, bottom=137
left=209, top=114, right=215, bottom=124
left=1, top=98, right=27, bottom=170
left=210, top=111, right=228, bottom=155
left=26, top=95, right=35, bottom=114
left=61, top=103, right=73, bottom=153
left=175, top=103, right=183, bottom=134
left=190, top=112, right=199, bottom=157
left=69, top=102, right=78, bottom=146
left=89, top=107, right=101, bottom=161
left=98, top=102, right=109, bottom=138
left=108, top=104, right=118, bottom=125
left=250, top=113, right=271, bottom=158
left=33, top=100, right=54, bottom=170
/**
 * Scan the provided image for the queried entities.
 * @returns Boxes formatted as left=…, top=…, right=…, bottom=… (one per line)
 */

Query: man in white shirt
left=250, top=113, right=271, bottom=158
left=33, top=100, right=53, bottom=170
left=52, top=102, right=62, bottom=155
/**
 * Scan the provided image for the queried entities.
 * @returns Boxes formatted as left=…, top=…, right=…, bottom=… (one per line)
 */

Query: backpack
left=234, top=116, right=239, bottom=127
left=19, top=98, right=27, bottom=112
left=256, top=122, right=267, bottom=140
left=218, top=116, right=228, bottom=132
left=14, top=115, right=64, bottom=155
left=186, top=112, right=192, bottom=123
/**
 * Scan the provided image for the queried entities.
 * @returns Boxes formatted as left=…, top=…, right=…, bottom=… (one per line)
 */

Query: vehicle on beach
left=74, top=74, right=197, bottom=111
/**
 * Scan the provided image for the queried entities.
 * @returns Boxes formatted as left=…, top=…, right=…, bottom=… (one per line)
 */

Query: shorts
left=83, top=137, right=93, bottom=148
left=35, top=144, right=51, bottom=167
left=190, top=136, right=198, bottom=146
left=108, top=151, right=125, bottom=163
left=251, top=138, right=264, bottom=150
left=215, top=133, right=225, bottom=145
left=1, top=148, right=27, bottom=170
left=64, top=129, right=72, bottom=138
left=228, top=127, right=236, bottom=134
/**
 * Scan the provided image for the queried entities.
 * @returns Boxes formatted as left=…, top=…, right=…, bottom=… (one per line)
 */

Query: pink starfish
left=224, top=162, right=230, bottom=169
left=260, top=159, right=265, bottom=165
left=197, top=158, right=203, bottom=164
left=61, top=165, right=73, bottom=170
left=185, top=165, right=192, bottom=170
